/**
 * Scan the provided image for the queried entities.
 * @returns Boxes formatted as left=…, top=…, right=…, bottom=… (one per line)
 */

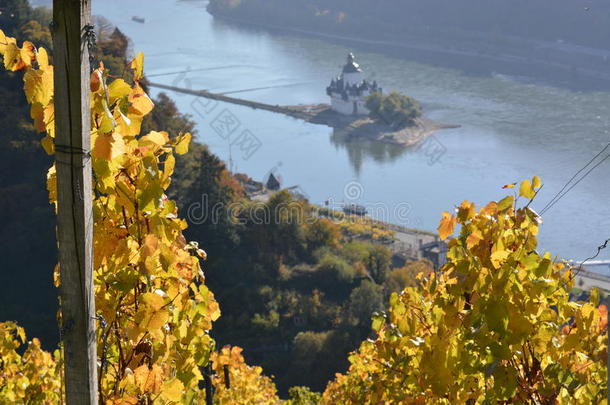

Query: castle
left=326, top=53, right=382, bottom=116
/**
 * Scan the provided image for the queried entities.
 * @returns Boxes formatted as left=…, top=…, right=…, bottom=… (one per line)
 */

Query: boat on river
left=343, top=203, right=367, bottom=216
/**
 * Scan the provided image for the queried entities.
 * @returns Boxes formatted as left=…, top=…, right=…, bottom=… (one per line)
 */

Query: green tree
left=346, top=280, right=384, bottom=328
left=317, top=253, right=357, bottom=289
left=366, top=91, right=422, bottom=128
left=364, top=245, right=392, bottom=284
left=169, top=141, right=243, bottom=265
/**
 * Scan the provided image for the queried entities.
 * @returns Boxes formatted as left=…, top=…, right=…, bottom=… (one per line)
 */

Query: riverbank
left=287, top=104, right=459, bottom=145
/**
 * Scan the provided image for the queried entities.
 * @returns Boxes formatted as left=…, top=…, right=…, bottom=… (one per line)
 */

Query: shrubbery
left=366, top=91, right=422, bottom=128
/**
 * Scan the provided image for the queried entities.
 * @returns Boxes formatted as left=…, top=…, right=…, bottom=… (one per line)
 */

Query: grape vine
left=1, top=29, right=221, bottom=404
left=322, top=178, right=608, bottom=404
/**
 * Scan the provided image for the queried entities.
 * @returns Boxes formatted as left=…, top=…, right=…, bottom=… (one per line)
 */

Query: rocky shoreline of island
left=285, top=104, right=460, bottom=146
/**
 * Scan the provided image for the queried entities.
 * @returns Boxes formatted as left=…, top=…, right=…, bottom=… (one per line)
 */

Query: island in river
left=147, top=82, right=460, bottom=147
left=286, top=103, right=460, bottom=146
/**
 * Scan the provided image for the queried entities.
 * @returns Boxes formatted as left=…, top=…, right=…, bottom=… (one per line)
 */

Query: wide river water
left=94, top=0, right=610, bottom=267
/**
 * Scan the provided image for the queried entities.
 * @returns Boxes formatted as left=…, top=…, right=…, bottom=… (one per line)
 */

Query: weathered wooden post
left=52, top=0, right=98, bottom=403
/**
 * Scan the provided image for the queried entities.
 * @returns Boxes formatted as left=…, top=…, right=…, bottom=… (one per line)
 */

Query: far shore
left=209, top=13, right=610, bottom=92
left=285, top=104, right=460, bottom=146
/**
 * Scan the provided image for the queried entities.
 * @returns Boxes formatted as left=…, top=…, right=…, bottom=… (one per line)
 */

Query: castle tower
left=342, top=52, right=363, bottom=86
left=326, top=53, right=380, bottom=116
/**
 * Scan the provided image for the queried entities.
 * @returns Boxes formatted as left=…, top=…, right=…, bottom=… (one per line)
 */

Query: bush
left=286, top=386, right=322, bottom=405
left=318, top=253, right=358, bottom=285
left=366, top=91, right=422, bottom=128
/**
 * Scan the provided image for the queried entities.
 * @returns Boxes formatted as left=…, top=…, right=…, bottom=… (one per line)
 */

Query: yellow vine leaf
left=0, top=29, right=11, bottom=53
left=175, top=132, right=192, bottom=155
left=3, top=42, right=24, bottom=71
left=134, top=365, right=163, bottom=395
left=24, top=66, right=53, bottom=105
left=457, top=200, right=475, bottom=222
left=466, top=229, right=483, bottom=249
left=30, top=103, right=45, bottom=132
left=490, top=249, right=509, bottom=269
left=129, top=82, right=154, bottom=116
left=519, top=178, right=535, bottom=199
left=40, top=134, right=54, bottom=155
left=36, top=47, right=49, bottom=68
left=160, top=378, right=184, bottom=402
left=93, top=131, right=126, bottom=161
left=532, top=175, right=542, bottom=189
left=438, top=211, right=456, bottom=240
left=130, top=51, right=145, bottom=81
left=141, top=130, right=169, bottom=147
left=108, top=78, right=132, bottom=101
left=19, top=41, right=35, bottom=65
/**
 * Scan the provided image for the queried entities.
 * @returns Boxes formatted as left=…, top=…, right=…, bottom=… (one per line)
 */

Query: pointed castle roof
left=342, top=52, right=363, bottom=74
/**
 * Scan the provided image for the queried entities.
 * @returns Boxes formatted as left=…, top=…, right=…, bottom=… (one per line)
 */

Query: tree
left=346, top=280, right=383, bottom=328
left=305, top=218, right=341, bottom=253
left=384, top=259, right=434, bottom=293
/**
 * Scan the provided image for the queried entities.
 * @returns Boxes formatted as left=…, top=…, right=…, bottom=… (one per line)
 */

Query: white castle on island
left=326, top=52, right=382, bottom=116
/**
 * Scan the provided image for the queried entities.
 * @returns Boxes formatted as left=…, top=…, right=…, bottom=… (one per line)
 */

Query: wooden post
left=52, top=1, right=98, bottom=404
left=204, top=364, right=214, bottom=405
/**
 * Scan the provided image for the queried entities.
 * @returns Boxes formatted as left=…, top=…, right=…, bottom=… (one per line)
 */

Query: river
left=94, top=0, right=610, bottom=268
